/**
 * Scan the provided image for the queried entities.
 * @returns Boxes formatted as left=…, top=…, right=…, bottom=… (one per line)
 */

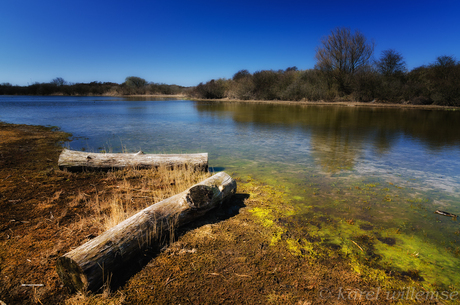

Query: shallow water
left=1, top=96, right=460, bottom=288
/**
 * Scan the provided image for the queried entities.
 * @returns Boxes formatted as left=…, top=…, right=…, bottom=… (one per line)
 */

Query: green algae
left=242, top=170, right=460, bottom=292
left=216, top=149, right=460, bottom=292
left=250, top=207, right=275, bottom=227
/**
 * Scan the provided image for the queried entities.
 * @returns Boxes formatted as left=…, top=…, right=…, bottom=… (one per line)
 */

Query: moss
left=286, top=238, right=302, bottom=256
left=250, top=207, right=275, bottom=227
left=270, top=227, right=284, bottom=246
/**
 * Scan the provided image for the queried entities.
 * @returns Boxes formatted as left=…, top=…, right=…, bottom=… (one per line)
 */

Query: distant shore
left=120, top=94, right=460, bottom=110
left=189, top=97, right=460, bottom=110
left=3, top=93, right=460, bottom=110
left=122, top=94, right=188, bottom=98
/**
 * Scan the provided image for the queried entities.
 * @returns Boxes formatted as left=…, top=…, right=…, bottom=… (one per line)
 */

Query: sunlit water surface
left=2, top=96, right=460, bottom=288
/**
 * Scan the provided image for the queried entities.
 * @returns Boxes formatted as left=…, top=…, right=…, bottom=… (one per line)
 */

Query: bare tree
left=433, top=55, right=457, bottom=68
left=52, top=77, right=67, bottom=86
left=315, top=27, right=374, bottom=93
left=375, top=49, right=407, bottom=77
left=430, top=55, right=458, bottom=82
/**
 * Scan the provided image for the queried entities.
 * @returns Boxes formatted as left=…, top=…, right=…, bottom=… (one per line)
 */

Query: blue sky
left=1, top=0, right=459, bottom=86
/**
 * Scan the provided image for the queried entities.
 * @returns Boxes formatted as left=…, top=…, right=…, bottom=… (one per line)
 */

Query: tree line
left=1, top=27, right=459, bottom=105
left=191, top=27, right=460, bottom=106
left=0, top=76, right=189, bottom=96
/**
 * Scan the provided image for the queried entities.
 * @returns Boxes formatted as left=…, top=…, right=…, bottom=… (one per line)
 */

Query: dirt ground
left=0, top=122, right=445, bottom=304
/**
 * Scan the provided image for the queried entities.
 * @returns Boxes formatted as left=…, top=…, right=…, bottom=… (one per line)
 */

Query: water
left=2, top=96, right=460, bottom=288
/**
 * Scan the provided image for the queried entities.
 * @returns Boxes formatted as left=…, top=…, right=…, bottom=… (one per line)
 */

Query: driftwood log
left=56, top=172, right=236, bottom=292
left=58, top=148, right=208, bottom=171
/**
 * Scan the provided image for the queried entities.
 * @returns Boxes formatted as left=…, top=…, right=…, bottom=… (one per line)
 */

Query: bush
left=232, top=70, right=251, bottom=81
left=228, top=77, right=255, bottom=100
left=300, top=70, right=337, bottom=101
left=404, top=56, right=460, bottom=106
left=193, top=79, right=228, bottom=99
left=252, top=70, right=281, bottom=100
left=409, top=96, right=432, bottom=105
left=352, top=68, right=380, bottom=102
left=148, top=83, right=184, bottom=95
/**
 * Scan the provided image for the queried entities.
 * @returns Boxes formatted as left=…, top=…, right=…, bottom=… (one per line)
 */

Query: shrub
left=252, top=70, right=281, bottom=100
left=404, top=56, right=460, bottom=106
left=228, top=77, right=255, bottom=100
left=352, top=68, right=381, bottom=102
left=193, top=79, right=228, bottom=99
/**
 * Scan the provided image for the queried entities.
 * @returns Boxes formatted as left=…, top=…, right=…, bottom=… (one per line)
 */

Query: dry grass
left=64, top=291, right=126, bottom=305
left=75, top=165, right=212, bottom=234
left=58, top=165, right=211, bottom=303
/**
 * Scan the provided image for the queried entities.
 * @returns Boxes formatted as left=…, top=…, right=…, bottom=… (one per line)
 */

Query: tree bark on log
left=56, top=172, right=236, bottom=292
left=58, top=148, right=208, bottom=171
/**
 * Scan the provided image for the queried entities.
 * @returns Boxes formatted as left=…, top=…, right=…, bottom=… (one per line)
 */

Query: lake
left=1, top=95, right=460, bottom=288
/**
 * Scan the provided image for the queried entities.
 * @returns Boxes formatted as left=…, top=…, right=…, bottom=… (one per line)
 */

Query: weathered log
left=56, top=172, right=236, bottom=292
left=58, top=148, right=208, bottom=171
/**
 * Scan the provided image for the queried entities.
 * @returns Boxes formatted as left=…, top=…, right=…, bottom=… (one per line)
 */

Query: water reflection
left=310, top=129, right=360, bottom=172
left=195, top=102, right=460, bottom=172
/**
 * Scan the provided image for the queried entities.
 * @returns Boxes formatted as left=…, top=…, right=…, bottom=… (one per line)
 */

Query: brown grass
left=56, top=166, right=211, bottom=304
left=82, top=166, right=211, bottom=233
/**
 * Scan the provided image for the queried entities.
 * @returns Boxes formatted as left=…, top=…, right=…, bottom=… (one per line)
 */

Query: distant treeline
left=1, top=28, right=459, bottom=105
left=192, top=28, right=460, bottom=106
left=0, top=76, right=190, bottom=96
left=191, top=57, right=460, bottom=106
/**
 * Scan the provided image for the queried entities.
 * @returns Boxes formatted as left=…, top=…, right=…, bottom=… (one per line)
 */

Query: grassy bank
left=0, top=122, right=456, bottom=304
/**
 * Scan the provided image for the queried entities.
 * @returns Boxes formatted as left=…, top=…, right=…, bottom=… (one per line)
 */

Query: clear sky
left=1, top=0, right=459, bottom=87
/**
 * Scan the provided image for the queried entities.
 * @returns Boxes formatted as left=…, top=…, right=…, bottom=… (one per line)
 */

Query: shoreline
left=3, top=94, right=460, bottom=110
left=1, top=122, right=455, bottom=304
left=190, top=97, right=460, bottom=111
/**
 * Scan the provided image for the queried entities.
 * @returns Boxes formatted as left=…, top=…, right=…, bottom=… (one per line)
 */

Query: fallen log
left=58, top=148, right=208, bottom=171
left=56, top=171, right=236, bottom=292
